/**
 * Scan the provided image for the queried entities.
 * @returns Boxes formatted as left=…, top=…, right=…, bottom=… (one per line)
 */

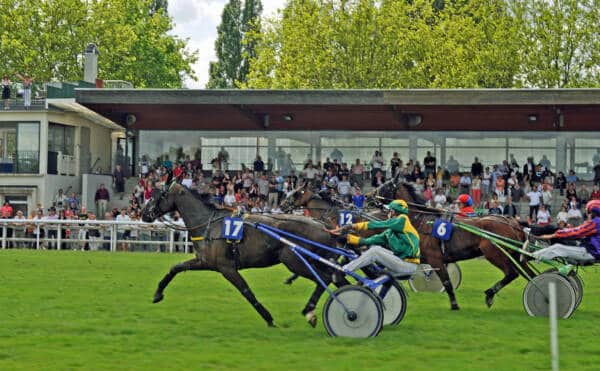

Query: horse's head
left=280, top=182, right=312, bottom=212
left=373, top=180, right=424, bottom=206
left=141, top=182, right=180, bottom=222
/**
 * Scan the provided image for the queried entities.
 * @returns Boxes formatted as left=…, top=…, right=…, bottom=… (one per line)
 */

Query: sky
left=168, top=0, right=286, bottom=89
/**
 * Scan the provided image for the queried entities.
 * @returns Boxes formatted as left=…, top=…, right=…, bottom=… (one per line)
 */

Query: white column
left=39, top=117, right=49, bottom=175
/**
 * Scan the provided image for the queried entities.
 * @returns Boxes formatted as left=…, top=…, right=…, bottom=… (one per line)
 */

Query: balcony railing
left=0, top=151, right=40, bottom=174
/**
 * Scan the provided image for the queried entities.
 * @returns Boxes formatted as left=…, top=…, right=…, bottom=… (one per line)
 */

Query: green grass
left=1, top=250, right=599, bottom=370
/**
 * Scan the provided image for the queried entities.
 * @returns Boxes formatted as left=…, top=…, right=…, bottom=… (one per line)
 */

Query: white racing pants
left=343, top=246, right=418, bottom=276
left=532, top=243, right=595, bottom=264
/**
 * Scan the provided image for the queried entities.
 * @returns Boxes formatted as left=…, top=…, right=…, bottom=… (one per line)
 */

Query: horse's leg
left=423, top=239, right=460, bottom=310
left=153, top=258, right=203, bottom=303
left=219, top=267, right=276, bottom=327
left=480, top=242, right=520, bottom=308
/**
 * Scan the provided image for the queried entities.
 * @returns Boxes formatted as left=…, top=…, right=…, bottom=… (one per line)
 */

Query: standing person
left=94, top=183, right=110, bottom=218
left=503, top=197, right=519, bottom=219
left=12, top=210, right=27, bottom=248
left=459, top=172, right=472, bottom=195
left=352, top=186, right=365, bottom=210
left=44, top=207, right=59, bottom=249
left=1, top=201, right=14, bottom=247
left=16, top=73, right=33, bottom=109
left=337, top=175, right=352, bottom=202
left=116, top=208, right=130, bottom=251
left=556, top=171, right=567, bottom=196
left=53, top=188, right=68, bottom=210
left=423, top=151, right=436, bottom=178
left=471, top=157, right=483, bottom=177
left=1, top=75, right=10, bottom=110
left=113, top=164, right=126, bottom=200
left=370, top=150, right=384, bottom=183
left=32, top=209, right=45, bottom=249
left=526, top=184, right=542, bottom=223
left=350, top=159, right=365, bottom=188
left=471, top=175, right=482, bottom=207
left=536, top=204, right=551, bottom=225
left=390, top=152, right=401, bottom=178
left=87, top=213, right=101, bottom=251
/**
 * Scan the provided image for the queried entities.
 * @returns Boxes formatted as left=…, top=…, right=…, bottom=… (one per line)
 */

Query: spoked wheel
left=323, top=285, right=384, bottom=338
left=408, top=263, right=462, bottom=292
left=543, top=268, right=584, bottom=309
left=523, top=272, right=577, bottom=318
left=374, top=280, right=407, bottom=326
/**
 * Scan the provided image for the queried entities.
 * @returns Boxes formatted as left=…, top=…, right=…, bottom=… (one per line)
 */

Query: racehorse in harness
left=141, top=181, right=349, bottom=327
left=374, top=180, right=537, bottom=310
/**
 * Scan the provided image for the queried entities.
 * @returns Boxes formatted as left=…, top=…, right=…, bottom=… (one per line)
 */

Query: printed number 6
left=437, top=223, right=446, bottom=236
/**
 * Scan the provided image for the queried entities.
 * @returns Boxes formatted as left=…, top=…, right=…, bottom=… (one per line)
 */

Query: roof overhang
left=47, top=99, right=123, bottom=131
left=75, top=89, right=600, bottom=131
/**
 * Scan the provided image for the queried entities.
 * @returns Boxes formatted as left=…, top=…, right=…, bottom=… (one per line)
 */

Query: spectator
left=95, top=183, right=110, bottom=218
left=523, top=157, right=535, bottom=178
left=77, top=206, right=89, bottom=250
left=536, top=204, right=551, bottom=225
left=44, top=207, right=59, bottom=249
left=566, top=170, right=577, bottom=184
left=116, top=208, right=130, bottom=251
left=435, top=166, right=444, bottom=189
left=459, top=172, right=472, bottom=195
left=556, top=205, right=569, bottom=224
left=446, top=155, right=460, bottom=174
left=471, top=157, right=483, bottom=177
left=224, top=189, right=236, bottom=207
left=591, top=184, right=600, bottom=200
left=16, top=73, right=33, bottom=109
left=488, top=200, right=503, bottom=215
left=471, top=175, right=482, bottom=207
left=482, top=166, right=492, bottom=197
left=67, top=192, right=80, bottom=210
left=579, top=185, right=590, bottom=206
left=12, top=210, right=26, bottom=248
left=566, top=201, right=583, bottom=226
left=503, top=197, right=519, bottom=219
left=423, top=151, right=436, bottom=178
left=373, top=170, right=385, bottom=187
left=526, top=185, right=542, bottom=223
left=53, top=188, right=68, bottom=210
left=87, top=213, right=101, bottom=251
left=390, top=152, right=401, bottom=178
left=32, top=209, right=44, bottom=248
left=556, top=171, right=567, bottom=196
left=433, top=188, right=447, bottom=209
left=113, top=164, right=126, bottom=200
left=337, top=175, right=352, bottom=202
left=1, top=75, right=10, bottom=109
left=509, top=182, right=525, bottom=203
left=370, top=150, right=384, bottom=181
left=541, top=185, right=553, bottom=213
left=565, top=183, right=578, bottom=203
left=253, top=155, right=264, bottom=173
left=352, top=186, right=365, bottom=210
left=594, top=160, right=600, bottom=186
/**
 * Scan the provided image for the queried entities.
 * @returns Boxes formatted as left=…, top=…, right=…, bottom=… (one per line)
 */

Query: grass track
left=1, top=250, right=600, bottom=370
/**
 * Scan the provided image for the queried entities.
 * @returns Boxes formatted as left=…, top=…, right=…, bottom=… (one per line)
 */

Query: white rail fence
left=0, top=219, right=193, bottom=253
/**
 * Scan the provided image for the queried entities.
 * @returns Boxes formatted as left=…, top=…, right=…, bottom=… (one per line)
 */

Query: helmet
left=385, top=199, right=409, bottom=214
left=586, top=199, right=600, bottom=214
left=457, top=194, right=473, bottom=206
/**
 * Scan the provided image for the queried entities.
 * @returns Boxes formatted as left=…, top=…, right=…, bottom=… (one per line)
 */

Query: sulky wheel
left=408, top=263, right=462, bottom=292
left=523, top=272, right=577, bottom=319
left=323, top=285, right=384, bottom=338
left=542, top=268, right=584, bottom=310
left=374, top=279, right=407, bottom=326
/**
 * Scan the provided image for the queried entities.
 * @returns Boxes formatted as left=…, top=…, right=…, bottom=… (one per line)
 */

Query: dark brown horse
left=375, top=180, right=537, bottom=310
left=141, top=183, right=346, bottom=327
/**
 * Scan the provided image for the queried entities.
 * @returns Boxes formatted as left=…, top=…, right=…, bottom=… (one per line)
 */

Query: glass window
left=509, top=138, right=556, bottom=148
left=48, top=123, right=75, bottom=155
left=321, top=136, right=379, bottom=147
left=381, top=137, right=410, bottom=146
left=16, top=122, right=40, bottom=173
left=446, top=138, right=505, bottom=147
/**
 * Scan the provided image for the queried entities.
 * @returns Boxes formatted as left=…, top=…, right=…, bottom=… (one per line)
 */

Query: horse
left=374, top=180, right=537, bottom=310
left=141, top=182, right=348, bottom=327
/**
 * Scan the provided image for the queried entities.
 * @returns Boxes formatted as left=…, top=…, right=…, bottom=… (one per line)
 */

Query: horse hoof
left=283, top=279, right=293, bottom=285
left=451, top=304, right=460, bottom=311
left=307, top=315, right=318, bottom=328
left=152, top=293, right=164, bottom=303
left=268, top=322, right=277, bottom=328
left=485, top=297, right=494, bottom=308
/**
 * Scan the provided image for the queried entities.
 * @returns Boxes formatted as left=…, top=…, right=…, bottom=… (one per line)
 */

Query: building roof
left=75, top=88, right=600, bottom=131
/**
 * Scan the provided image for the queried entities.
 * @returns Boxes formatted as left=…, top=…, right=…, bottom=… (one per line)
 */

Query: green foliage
left=245, top=0, right=600, bottom=89
left=1, top=250, right=600, bottom=370
left=0, top=0, right=197, bottom=88
left=208, top=0, right=263, bottom=88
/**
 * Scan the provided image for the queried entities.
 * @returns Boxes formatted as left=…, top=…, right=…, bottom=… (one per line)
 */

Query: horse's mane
left=399, top=182, right=426, bottom=206
left=188, top=188, right=219, bottom=210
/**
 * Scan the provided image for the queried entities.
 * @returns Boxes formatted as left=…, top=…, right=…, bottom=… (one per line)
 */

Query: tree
left=244, top=0, right=523, bottom=89
left=0, top=0, right=197, bottom=88
left=207, top=0, right=262, bottom=88
left=516, top=0, right=600, bottom=87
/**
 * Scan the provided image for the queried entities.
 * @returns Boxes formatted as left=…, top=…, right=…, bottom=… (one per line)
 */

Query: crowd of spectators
left=2, top=148, right=599, bottom=251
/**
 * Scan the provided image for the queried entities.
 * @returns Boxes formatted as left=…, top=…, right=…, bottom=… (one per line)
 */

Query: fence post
left=36, top=225, right=40, bottom=250
left=168, top=230, right=175, bottom=253
left=57, top=224, right=62, bottom=250
left=1, top=223, right=6, bottom=249
left=111, top=224, right=117, bottom=252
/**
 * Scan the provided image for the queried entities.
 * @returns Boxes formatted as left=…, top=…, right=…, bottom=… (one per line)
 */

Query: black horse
left=374, top=180, right=537, bottom=310
left=141, top=182, right=347, bottom=327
